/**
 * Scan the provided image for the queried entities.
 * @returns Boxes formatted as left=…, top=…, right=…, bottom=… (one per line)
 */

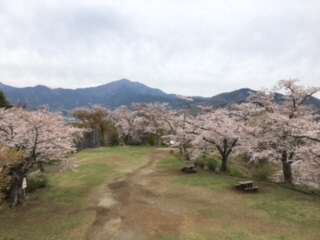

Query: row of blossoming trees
left=1, top=79, right=320, bottom=206
left=101, top=80, right=319, bottom=187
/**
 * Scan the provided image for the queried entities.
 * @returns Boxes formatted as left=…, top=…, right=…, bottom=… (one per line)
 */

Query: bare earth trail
left=85, top=149, right=216, bottom=240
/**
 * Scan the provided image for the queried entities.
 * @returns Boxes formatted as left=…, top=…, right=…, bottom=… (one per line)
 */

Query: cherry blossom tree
left=139, top=102, right=176, bottom=145
left=0, top=108, right=84, bottom=206
left=169, top=96, right=196, bottom=160
left=191, top=108, right=245, bottom=172
left=111, top=100, right=195, bottom=151
left=140, top=97, right=204, bottom=161
left=244, top=80, right=320, bottom=184
left=111, top=105, right=145, bottom=145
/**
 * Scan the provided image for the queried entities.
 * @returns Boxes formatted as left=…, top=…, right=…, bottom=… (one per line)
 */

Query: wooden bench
left=234, top=184, right=241, bottom=189
left=181, top=165, right=196, bottom=173
left=243, top=186, right=259, bottom=192
left=235, top=181, right=259, bottom=192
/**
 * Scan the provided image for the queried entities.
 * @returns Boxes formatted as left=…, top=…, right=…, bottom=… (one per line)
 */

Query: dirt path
left=85, top=149, right=214, bottom=240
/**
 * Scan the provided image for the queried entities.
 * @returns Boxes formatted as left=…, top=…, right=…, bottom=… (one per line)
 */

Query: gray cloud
left=0, top=0, right=320, bottom=97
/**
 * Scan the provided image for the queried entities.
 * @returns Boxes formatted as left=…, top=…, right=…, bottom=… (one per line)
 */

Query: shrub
left=148, top=134, right=156, bottom=146
left=227, top=165, right=245, bottom=177
left=234, top=152, right=250, bottom=163
left=206, top=157, right=219, bottom=171
left=252, top=163, right=275, bottom=181
left=0, top=168, right=12, bottom=205
left=194, top=158, right=205, bottom=169
left=26, top=174, right=49, bottom=192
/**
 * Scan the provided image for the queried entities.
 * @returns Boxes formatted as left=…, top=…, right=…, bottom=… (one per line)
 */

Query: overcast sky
left=1, top=0, right=320, bottom=97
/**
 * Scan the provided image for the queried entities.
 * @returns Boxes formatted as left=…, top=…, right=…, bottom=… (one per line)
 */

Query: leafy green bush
left=233, top=153, right=250, bottom=163
left=194, top=158, right=205, bottom=169
left=0, top=168, right=13, bottom=203
left=148, top=134, right=156, bottom=146
left=0, top=192, right=5, bottom=205
left=26, top=174, right=49, bottom=192
left=227, top=165, right=245, bottom=177
left=252, top=163, right=275, bottom=181
left=206, top=157, right=219, bottom=171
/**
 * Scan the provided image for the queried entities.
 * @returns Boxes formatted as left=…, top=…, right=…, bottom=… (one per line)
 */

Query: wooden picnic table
left=235, top=180, right=259, bottom=192
left=181, top=165, right=196, bottom=173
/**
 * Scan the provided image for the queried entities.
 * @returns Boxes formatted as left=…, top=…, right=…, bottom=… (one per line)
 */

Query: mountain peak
left=1, top=80, right=319, bottom=111
left=115, top=78, right=132, bottom=83
left=105, top=78, right=138, bottom=88
left=34, top=85, right=50, bottom=89
left=99, top=79, right=168, bottom=98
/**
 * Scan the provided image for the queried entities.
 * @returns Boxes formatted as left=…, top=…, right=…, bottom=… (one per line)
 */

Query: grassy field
left=158, top=155, right=320, bottom=240
left=0, top=147, right=319, bottom=240
left=0, top=147, right=155, bottom=240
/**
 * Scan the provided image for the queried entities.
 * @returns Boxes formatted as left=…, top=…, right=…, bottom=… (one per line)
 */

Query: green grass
left=1, top=147, right=320, bottom=240
left=174, top=171, right=238, bottom=192
left=0, top=163, right=114, bottom=240
left=76, top=146, right=153, bottom=162
left=44, top=162, right=113, bottom=207
left=157, top=155, right=320, bottom=240
left=0, top=146, right=155, bottom=240
left=248, top=184, right=320, bottom=224
left=156, top=154, right=183, bottom=170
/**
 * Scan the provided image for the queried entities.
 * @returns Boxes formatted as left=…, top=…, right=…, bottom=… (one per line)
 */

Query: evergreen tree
left=0, top=91, right=12, bottom=109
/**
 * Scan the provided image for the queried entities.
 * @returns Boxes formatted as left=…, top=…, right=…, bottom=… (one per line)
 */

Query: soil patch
left=85, top=149, right=191, bottom=239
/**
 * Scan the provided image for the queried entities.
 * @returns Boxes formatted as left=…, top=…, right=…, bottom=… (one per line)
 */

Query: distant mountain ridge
left=1, top=79, right=320, bottom=112
left=0, top=79, right=194, bottom=112
left=207, top=88, right=254, bottom=108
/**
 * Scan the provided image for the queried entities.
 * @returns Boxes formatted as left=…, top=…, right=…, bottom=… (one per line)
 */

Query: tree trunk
left=281, top=151, right=293, bottom=184
left=122, top=135, right=130, bottom=145
left=179, top=144, right=183, bottom=155
left=38, top=161, right=45, bottom=172
left=220, top=155, right=228, bottom=172
left=8, top=175, right=24, bottom=207
left=155, top=134, right=161, bottom=146
left=185, top=149, right=190, bottom=161
left=179, top=143, right=190, bottom=160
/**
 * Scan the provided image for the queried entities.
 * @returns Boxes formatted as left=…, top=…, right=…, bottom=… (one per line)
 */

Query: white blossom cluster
left=0, top=108, right=85, bottom=171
